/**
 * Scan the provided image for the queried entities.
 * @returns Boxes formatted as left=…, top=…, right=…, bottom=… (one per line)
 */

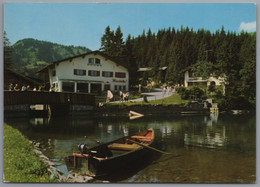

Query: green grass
left=148, top=93, right=190, bottom=105
left=108, top=93, right=190, bottom=106
left=3, top=123, right=57, bottom=182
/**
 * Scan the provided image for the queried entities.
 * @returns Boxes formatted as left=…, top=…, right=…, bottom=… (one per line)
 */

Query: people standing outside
left=124, top=92, right=129, bottom=102
left=21, top=85, right=27, bottom=91
left=167, top=86, right=172, bottom=95
left=162, top=86, right=167, bottom=97
left=106, top=90, right=114, bottom=103
left=8, top=83, right=14, bottom=91
left=14, top=84, right=20, bottom=91
left=26, top=85, right=31, bottom=91
left=120, top=91, right=123, bottom=102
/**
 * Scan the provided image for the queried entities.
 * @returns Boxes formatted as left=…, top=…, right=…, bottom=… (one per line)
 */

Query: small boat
left=68, top=129, right=154, bottom=177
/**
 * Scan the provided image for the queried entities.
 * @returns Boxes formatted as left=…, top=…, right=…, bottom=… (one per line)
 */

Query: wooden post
left=73, top=147, right=77, bottom=168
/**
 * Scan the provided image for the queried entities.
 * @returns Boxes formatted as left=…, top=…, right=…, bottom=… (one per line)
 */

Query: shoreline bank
left=3, top=123, right=94, bottom=183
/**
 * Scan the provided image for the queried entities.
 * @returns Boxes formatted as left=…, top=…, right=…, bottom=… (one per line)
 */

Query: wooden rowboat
left=69, top=129, right=155, bottom=177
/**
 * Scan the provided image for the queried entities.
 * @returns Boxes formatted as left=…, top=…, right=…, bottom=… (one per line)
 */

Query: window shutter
left=102, top=71, right=105, bottom=77
left=74, top=69, right=77, bottom=75
left=97, top=71, right=100, bottom=76
left=110, top=72, right=113, bottom=77
left=83, top=70, right=86, bottom=75
left=88, top=71, right=91, bottom=76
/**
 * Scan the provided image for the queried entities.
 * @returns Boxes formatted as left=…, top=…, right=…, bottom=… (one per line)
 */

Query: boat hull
left=88, top=142, right=154, bottom=176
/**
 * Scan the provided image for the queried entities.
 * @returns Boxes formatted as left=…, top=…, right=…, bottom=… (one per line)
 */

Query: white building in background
left=184, top=70, right=226, bottom=88
left=183, top=69, right=227, bottom=95
left=38, top=51, right=129, bottom=94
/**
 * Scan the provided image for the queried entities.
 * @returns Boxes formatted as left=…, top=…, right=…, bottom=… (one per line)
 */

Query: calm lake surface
left=5, top=113, right=256, bottom=183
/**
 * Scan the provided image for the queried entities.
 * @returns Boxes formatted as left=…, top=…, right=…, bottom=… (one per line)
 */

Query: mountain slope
left=11, top=38, right=91, bottom=75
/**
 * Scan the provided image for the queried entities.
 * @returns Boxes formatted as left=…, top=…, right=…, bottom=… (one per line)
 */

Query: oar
left=127, top=138, right=173, bottom=155
left=84, top=136, right=102, bottom=145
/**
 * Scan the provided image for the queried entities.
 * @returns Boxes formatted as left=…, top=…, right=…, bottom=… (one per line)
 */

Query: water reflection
left=184, top=113, right=226, bottom=148
left=4, top=113, right=256, bottom=183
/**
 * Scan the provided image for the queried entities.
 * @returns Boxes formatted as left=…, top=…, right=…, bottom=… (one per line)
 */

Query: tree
left=113, top=26, right=125, bottom=57
left=192, top=61, right=214, bottom=79
left=100, top=26, right=125, bottom=59
left=4, top=31, right=12, bottom=69
left=124, top=34, right=138, bottom=89
left=239, top=60, right=256, bottom=100
left=100, top=26, right=114, bottom=56
left=166, top=40, right=183, bottom=84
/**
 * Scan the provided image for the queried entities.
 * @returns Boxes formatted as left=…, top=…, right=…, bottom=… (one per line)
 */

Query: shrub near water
left=3, top=123, right=56, bottom=182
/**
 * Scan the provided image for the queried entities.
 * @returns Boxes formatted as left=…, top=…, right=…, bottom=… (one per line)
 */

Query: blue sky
left=4, top=3, right=256, bottom=50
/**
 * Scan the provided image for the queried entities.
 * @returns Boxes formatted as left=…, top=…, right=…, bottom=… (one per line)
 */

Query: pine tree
left=114, top=26, right=125, bottom=57
left=4, top=31, right=12, bottom=69
left=100, top=26, right=114, bottom=56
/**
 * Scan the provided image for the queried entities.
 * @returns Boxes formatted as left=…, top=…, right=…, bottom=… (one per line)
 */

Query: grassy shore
left=109, top=93, right=190, bottom=106
left=147, top=93, right=190, bottom=105
left=3, top=123, right=57, bottom=182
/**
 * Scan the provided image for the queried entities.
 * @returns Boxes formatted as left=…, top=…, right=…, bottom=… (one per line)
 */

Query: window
left=189, top=71, right=195, bottom=77
left=88, top=70, right=100, bottom=77
left=114, top=85, right=126, bottom=91
left=88, top=58, right=94, bottom=64
left=95, top=58, right=101, bottom=65
left=74, top=69, right=86, bottom=76
left=88, top=58, right=101, bottom=65
left=102, top=71, right=113, bottom=77
left=115, top=72, right=126, bottom=78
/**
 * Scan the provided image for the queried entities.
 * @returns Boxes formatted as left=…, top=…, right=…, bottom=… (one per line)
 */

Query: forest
left=99, top=26, right=256, bottom=109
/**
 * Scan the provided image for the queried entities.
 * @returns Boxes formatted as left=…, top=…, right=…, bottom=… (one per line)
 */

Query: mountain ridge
left=11, top=38, right=92, bottom=76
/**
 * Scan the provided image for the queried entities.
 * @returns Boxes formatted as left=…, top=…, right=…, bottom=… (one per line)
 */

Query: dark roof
left=5, top=68, right=43, bottom=85
left=37, top=50, right=129, bottom=73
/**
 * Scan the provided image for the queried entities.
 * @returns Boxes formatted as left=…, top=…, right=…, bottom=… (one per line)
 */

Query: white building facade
left=39, top=51, right=129, bottom=94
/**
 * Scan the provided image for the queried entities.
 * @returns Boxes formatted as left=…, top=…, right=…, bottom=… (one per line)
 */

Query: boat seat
left=108, top=143, right=140, bottom=151
left=131, top=135, right=152, bottom=140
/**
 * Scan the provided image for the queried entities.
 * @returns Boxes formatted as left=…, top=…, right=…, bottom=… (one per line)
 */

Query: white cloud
left=239, top=21, right=256, bottom=32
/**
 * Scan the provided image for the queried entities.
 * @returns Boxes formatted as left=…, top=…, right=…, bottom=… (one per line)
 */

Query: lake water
left=4, top=113, right=256, bottom=183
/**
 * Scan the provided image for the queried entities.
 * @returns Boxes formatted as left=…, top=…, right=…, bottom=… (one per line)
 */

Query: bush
left=189, top=86, right=205, bottom=99
left=182, top=89, right=191, bottom=99
left=176, top=86, right=206, bottom=100
left=207, top=84, right=215, bottom=93
left=175, top=86, right=187, bottom=95
left=217, top=96, right=255, bottom=111
left=176, top=86, right=204, bottom=100
left=128, top=91, right=141, bottom=100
